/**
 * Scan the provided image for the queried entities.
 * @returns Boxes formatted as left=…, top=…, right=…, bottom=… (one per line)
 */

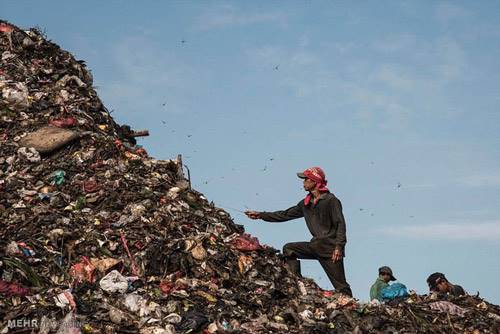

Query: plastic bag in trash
left=99, top=270, right=128, bottom=293
left=380, top=283, right=409, bottom=301
left=176, top=310, right=209, bottom=332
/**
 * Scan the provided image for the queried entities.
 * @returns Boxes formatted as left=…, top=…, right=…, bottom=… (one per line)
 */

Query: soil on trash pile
left=1, top=20, right=499, bottom=334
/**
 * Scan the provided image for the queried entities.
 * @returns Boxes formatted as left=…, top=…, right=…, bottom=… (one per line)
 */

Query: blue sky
left=3, top=1, right=499, bottom=303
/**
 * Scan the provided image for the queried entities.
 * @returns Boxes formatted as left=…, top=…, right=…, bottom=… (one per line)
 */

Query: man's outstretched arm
left=246, top=203, right=303, bottom=222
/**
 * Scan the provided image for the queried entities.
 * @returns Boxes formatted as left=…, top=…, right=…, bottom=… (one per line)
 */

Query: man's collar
left=317, top=192, right=329, bottom=200
left=321, top=192, right=330, bottom=198
left=306, top=191, right=329, bottom=206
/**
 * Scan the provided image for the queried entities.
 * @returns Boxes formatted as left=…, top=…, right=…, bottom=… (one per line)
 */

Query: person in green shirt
left=370, top=266, right=396, bottom=301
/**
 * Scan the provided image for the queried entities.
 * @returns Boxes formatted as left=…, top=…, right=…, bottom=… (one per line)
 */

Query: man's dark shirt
left=259, top=192, right=347, bottom=258
left=450, top=284, right=466, bottom=297
left=435, top=284, right=466, bottom=298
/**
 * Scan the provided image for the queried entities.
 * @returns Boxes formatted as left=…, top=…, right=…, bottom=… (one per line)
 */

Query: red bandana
left=302, top=167, right=329, bottom=206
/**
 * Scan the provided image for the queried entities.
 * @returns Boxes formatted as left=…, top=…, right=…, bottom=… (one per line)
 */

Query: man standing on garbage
left=245, top=167, right=352, bottom=296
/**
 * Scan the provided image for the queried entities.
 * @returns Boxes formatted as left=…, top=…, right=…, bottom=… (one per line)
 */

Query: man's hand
left=245, top=211, right=261, bottom=220
left=332, top=248, right=343, bottom=262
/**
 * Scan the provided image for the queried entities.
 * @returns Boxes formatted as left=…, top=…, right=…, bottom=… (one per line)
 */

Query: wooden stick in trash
left=120, top=232, right=139, bottom=276
left=219, top=205, right=247, bottom=214
left=131, top=130, right=149, bottom=137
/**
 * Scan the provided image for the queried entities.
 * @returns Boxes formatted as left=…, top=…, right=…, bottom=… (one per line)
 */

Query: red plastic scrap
left=0, top=23, right=14, bottom=33
left=50, top=117, right=77, bottom=128
left=159, top=281, right=175, bottom=295
left=231, top=233, right=262, bottom=251
left=69, top=256, right=95, bottom=284
left=322, top=290, right=334, bottom=298
left=114, top=139, right=124, bottom=150
left=159, top=278, right=188, bottom=296
left=133, top=241, right=144, bottom=250
left=0, top=280, right=30, bottom=297
left=83, top=178, right=100, bottom=193
left=135, top=147, right=148, bottom=157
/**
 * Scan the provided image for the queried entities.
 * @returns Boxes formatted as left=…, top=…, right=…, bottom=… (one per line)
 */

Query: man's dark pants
left=283, top=241, right=353, bottom=297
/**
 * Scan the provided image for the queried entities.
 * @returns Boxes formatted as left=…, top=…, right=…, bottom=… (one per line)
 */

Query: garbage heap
left=1, top=20, right=499, bottom=334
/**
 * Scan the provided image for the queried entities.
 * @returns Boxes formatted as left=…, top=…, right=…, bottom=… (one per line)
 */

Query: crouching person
left=427, top=272, right=466, bottom=297
left=370, top=266, right=396, bottom=301
left=370, top=266, right=409, bottom=302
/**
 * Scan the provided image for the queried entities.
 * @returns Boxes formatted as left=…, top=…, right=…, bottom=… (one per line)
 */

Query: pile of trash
left=1, top=20, right=499, bottom=333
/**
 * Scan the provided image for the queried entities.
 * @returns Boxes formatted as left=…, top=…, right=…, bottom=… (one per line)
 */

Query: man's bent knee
left=283, top=243, right=296, bottom=258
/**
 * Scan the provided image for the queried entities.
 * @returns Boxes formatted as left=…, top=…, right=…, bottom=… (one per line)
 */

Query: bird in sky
left=274, top=65, right=279, bottom=70
left=161, top=120, right=166, bottom=124
left=396, top=182, right=402, bottom=189
left=181, top=39, right=186, bottom=44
